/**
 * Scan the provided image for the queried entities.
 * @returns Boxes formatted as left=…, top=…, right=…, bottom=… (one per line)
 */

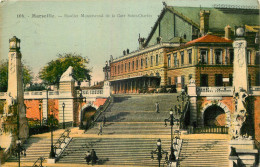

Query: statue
left=3, top=93, right=15, bottom=116
left=233, top=87, right=248, bottom=137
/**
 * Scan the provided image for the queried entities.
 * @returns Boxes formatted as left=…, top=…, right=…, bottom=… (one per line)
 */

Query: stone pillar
left=233, top=37, right=248, bottom=93
left=59, top=66, right=75, bottom=126
left=6, top=36, right=29, bottom=140
left=103, top=81, right=111, bottom=97
left=187, top=79, right=197, bottom=126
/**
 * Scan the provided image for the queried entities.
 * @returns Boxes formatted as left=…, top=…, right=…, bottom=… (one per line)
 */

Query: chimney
left=225, top=25, right=231, bottom=40
left=123, top=50, right=126, bottom=55
left=200, top=10, right=210, bottom=36
left=127, top=48, right=129, bottom=54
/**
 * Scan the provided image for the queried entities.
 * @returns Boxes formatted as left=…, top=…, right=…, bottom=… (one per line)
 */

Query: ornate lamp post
left=39, top=104, right=42, bottom=126
left=49, top=114, right=56, bottom=159
left=62, top=102, right=65, bottom=129
left=151, top=139, right=168, bottom=167
left=14, top=139, right=26, bottom=167
left=165, top=108, right=179, bottom=163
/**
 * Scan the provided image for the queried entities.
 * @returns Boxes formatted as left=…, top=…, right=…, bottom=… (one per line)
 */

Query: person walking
left=155, top=102, right=160, bottom=113
left=102, top=114, right=106, bottom=127
left=91, top=149, right=98, bottom=165
left=98, top=123, right=103, bottom=135
left=84, top=151, right=91, bottom=165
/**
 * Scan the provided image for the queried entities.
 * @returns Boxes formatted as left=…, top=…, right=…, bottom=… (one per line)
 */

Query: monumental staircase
left=58, top=94, right=178, bottom=166
left=5, top=129, right=64, bottom=165
left=178, top=139, right=229, bottom=167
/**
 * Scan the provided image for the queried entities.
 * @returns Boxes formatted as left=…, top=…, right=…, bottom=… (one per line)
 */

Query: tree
left=39, top=53, right=91, bottom=85
left=0, top=59, right=33, bottom=92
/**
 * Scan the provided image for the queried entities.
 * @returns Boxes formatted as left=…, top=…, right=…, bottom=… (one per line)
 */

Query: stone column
left=187, top=79, right=197, bottom=126
left=233, top=38, right=248, bottom=92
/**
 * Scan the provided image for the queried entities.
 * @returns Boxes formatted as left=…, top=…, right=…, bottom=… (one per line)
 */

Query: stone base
left=47, top=158, right=56, bottom=164
left=230, top=139, right=258, bottom=167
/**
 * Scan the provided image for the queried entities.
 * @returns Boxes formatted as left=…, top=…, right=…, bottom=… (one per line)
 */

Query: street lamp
left=14, top=139, right=26, bottom=167
left=151, top=139, right=168, bottom=167
left=62, top=102, right=65, bottom=129
left=39, top=104, right=42, bottom=126
left=49, top=114, right=56, bottom=159
left=164, top=108, right=179, bottom=163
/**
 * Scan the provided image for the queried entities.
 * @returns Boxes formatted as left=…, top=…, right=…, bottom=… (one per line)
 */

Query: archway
left=204, top=105, right=226, bottom=126
left=81, top=106, right=97, bottom=129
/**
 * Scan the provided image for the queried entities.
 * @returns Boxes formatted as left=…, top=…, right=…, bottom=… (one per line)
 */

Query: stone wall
left=254, top=96, right=260, bottom=142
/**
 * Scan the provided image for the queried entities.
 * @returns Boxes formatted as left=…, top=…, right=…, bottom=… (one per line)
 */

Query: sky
left=0, top=0, right=259, bottom=84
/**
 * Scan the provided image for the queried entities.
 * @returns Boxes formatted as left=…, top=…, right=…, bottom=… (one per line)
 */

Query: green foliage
left=39, top=53, right=91, bottom=85
left=0, top=100, right=5, bottom=115
left=0, top=59, right=33, bottom=92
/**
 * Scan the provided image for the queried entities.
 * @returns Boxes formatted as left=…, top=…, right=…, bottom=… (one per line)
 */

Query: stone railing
left=197, top=87, right=233, bottom=96
left=77, top=89, right=104, bottom=98
left=249, top=86, right=260, bottom=96
left=0, top=88, right=108, bottom=100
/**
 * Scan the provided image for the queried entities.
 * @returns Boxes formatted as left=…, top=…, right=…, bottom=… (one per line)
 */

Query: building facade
left=105, top=5, right=259, bottom=94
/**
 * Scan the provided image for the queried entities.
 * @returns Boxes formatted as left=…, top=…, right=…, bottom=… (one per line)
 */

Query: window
left=145, top=57, right=148, bottom=67
left=256, top=72, right=260, bottom=86
left=168, top=55, right=171, bottom=67
left=156, top=72, right=160, bottom=77
left=255, top=52, right=260, bottom=65
left=151, top=56, right=153, bottom=66
left=200, top=49, right=208, bottom=64
left=118, top=65, right=120, bottom=74
left=168, top=77, right=171, bottom=85
left=141, top=59, right=143, bottom=68
left=174, top=77, right=178, bottom=86
left=156, top=54, right=159, bottom=65
left=215, top=74, right=223, bottom=86
left=229, top=74, right=233, bottom=86
left=174, top=53, right=178, bottom=67
left=181, top=51, right=184, bottom=65
left=121, top=64, right=123, bottom=73
left=136, top=60, right=138, bottom=70
left=248, top=74, right=251, bottom=87
left=215, top=49, right=222, bottom=65
left=188, top=50, right=192, bottom=64
left=181, top=75, right=185, bottom=88
left=229, top=49, right=234, bottom=64
left=247, top=50, right=251, bottom=65
left=132, top=61, right=134, bottom=70
left=200, top=74, right=208, bottom=86
left=125, top=63, right=127, bottom=72
left=115, top=66, right=117, bottom=74
left=128, top=62, right=131, bottom=71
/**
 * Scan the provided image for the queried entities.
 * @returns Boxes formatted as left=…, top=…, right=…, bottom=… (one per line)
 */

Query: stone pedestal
left=230, top=139, right=258, bottom=167
left=187, top=79, right=197, bottom=126
left=47, top=158, right=56, bottom=164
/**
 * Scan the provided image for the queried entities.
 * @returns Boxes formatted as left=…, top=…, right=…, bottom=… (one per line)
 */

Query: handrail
left=179, top=100, right=190, bottom=129
left=53, top=129, right=71, bottom=151
left=32, top=157, right=45, bottom=167
left=86, top=96, right=111, bottom=130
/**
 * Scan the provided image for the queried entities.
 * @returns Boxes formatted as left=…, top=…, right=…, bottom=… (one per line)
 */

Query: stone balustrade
left=196, top=86, right=233, bottom=96
left=0, top=89, right=107, bottom=100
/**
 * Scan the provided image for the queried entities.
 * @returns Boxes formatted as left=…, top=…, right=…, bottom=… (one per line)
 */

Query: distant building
left=105, top=5, right=259, bottom=93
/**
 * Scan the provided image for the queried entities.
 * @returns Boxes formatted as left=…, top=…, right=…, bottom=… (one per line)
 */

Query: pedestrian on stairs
left=84, top=151, right=91, bottom=165
left=155, top=102, right=160, bottom=113
left=91, top=149, right=98, bottom=165
left=102, top=114, right=106, bottom=127
left=98, top=123, right=103, bottom=135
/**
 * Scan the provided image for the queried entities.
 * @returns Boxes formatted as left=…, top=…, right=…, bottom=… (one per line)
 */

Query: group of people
left=84, top=149, right=98, bottom=165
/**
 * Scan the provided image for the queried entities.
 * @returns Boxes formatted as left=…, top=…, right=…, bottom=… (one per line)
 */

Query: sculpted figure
left=233, top=88, right=248, bottom=137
